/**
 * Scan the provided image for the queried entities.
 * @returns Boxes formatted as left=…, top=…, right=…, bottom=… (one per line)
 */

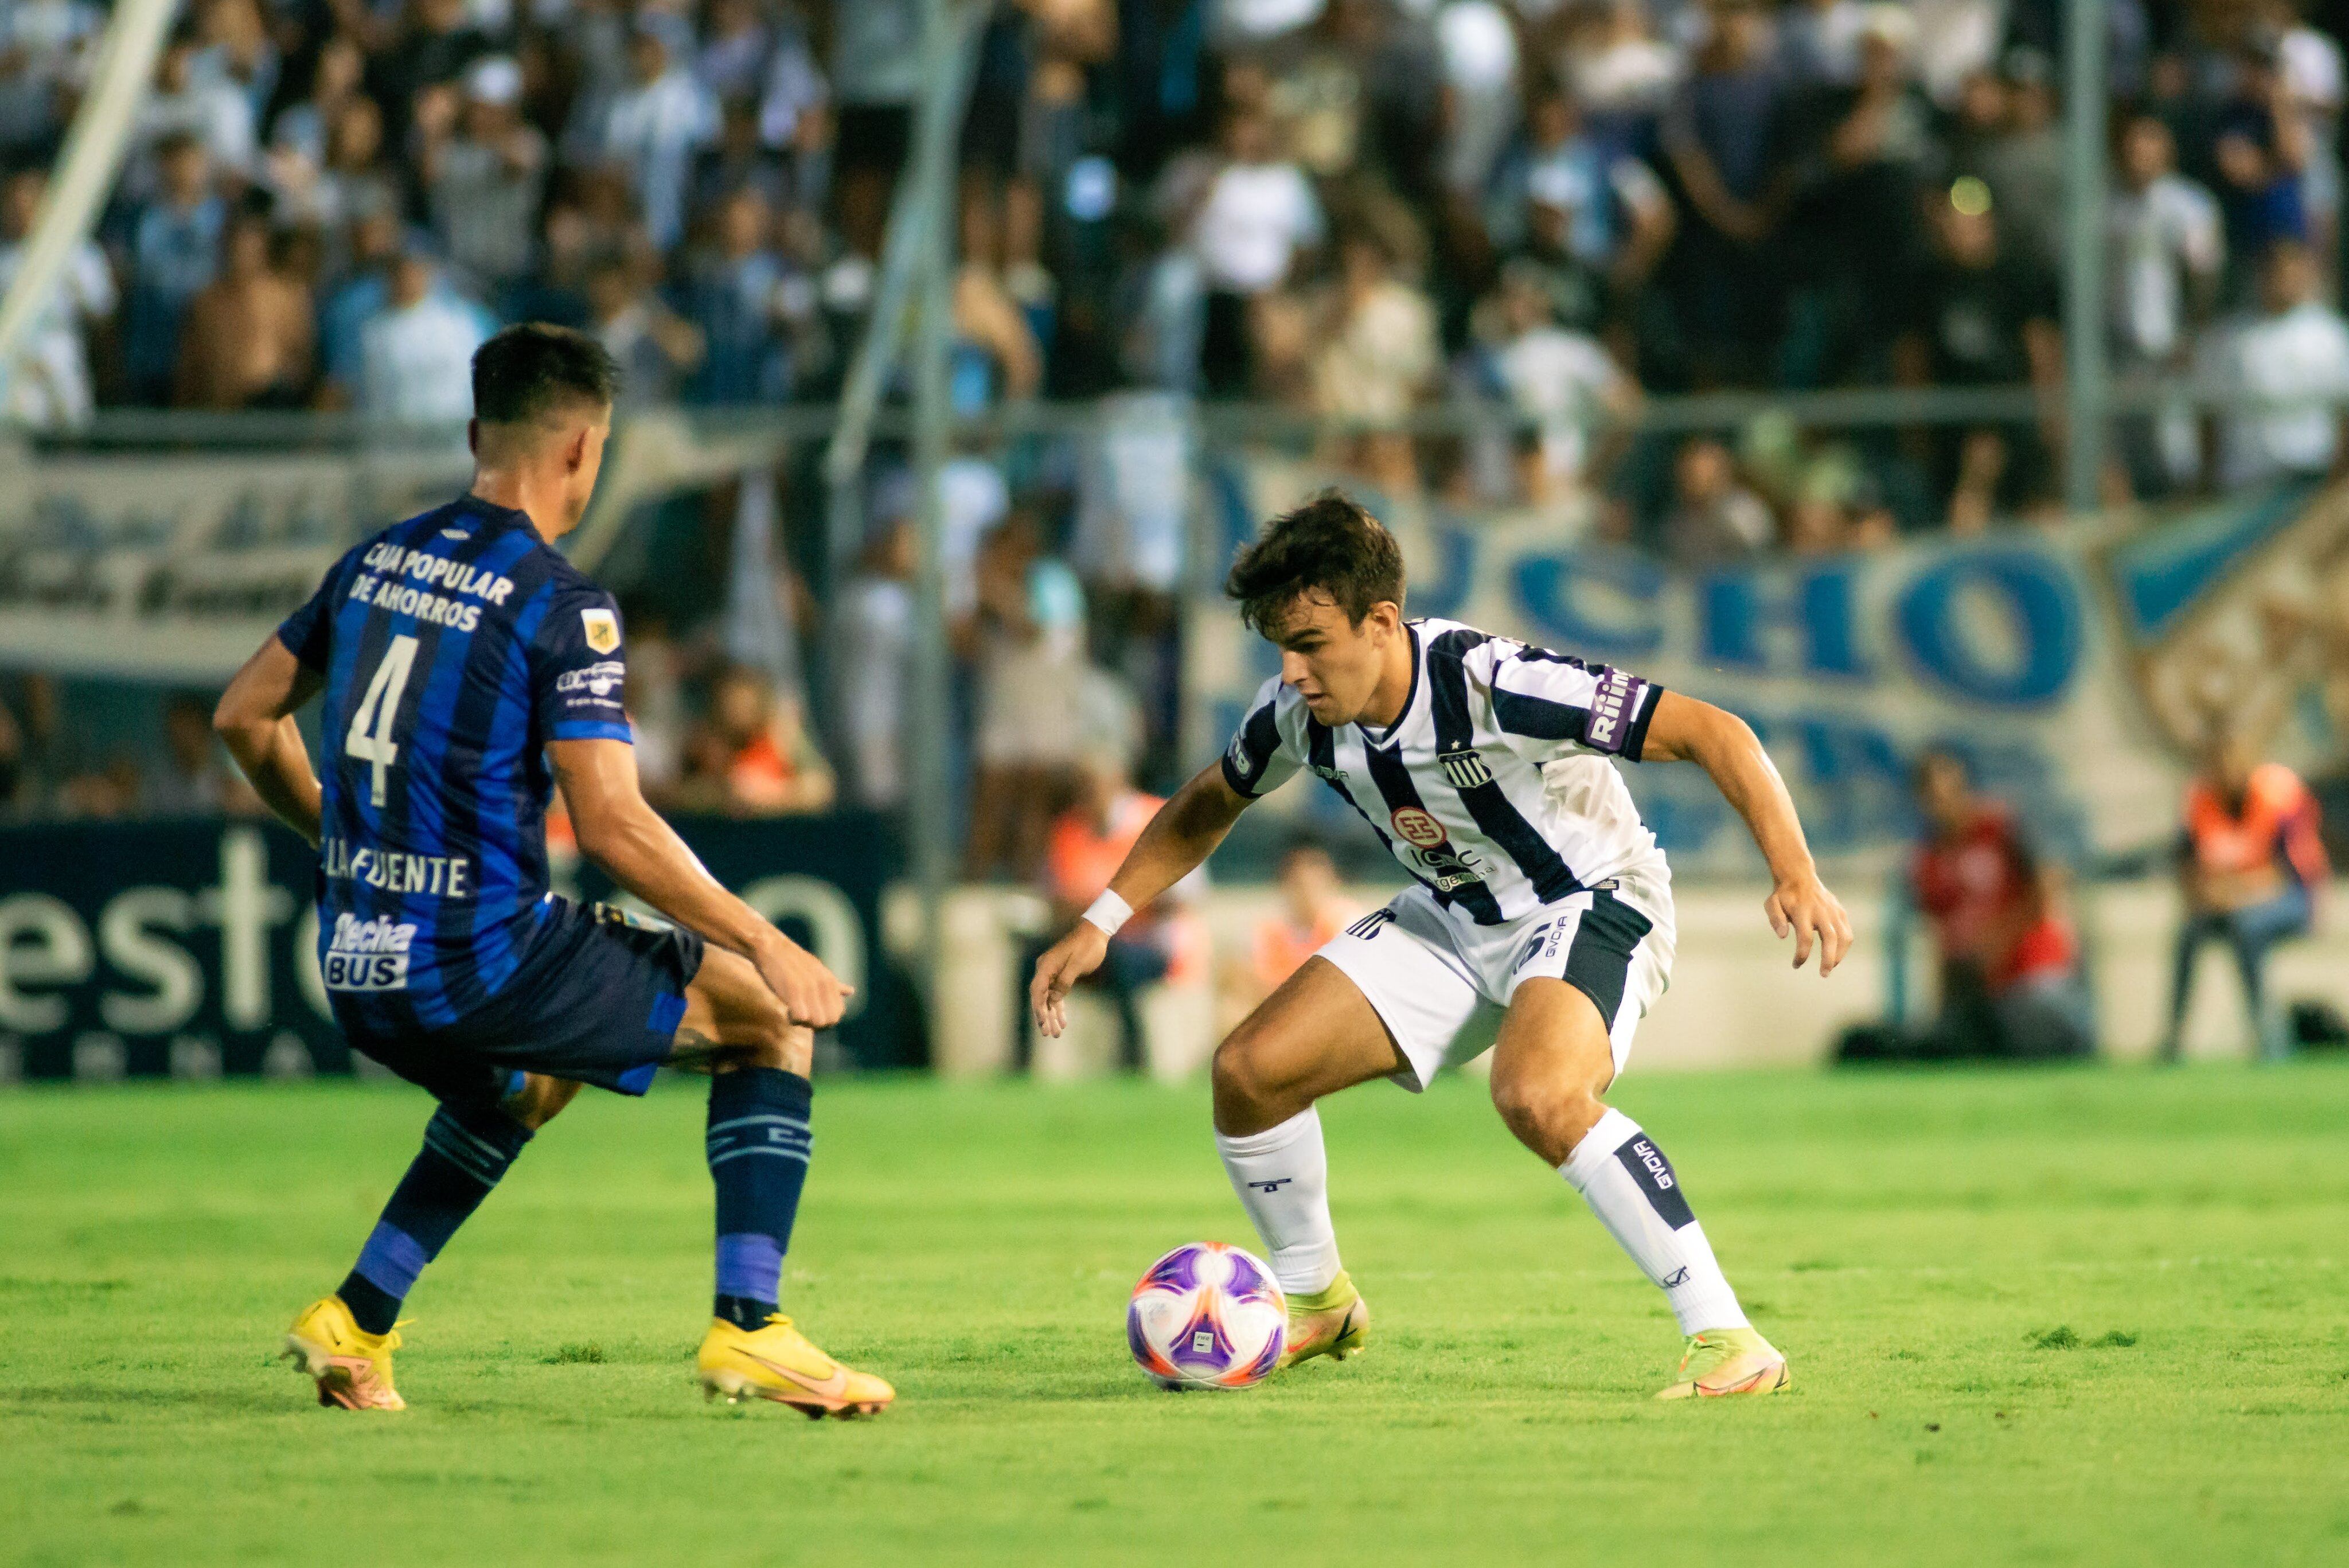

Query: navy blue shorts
left=340, top=897, right=706, bottom=1111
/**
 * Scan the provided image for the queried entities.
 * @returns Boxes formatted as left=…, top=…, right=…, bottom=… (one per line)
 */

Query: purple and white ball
left=1126, top=1242, right=1287, bottom=1390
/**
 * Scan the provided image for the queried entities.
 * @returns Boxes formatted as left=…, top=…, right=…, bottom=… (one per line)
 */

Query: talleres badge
left=582, top=607, right=621, bottom=654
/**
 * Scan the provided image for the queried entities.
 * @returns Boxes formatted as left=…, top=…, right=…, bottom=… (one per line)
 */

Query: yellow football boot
left=697, top=1316, right=895, bottom=1418
left=283, top=1296, right=406, bottom=1411
left=1278, top=1270, right=1371, bottom=1369
left=1655, top=1327, right=1790, bottom=1400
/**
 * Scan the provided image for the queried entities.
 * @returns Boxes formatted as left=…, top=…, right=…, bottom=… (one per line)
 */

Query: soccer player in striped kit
left=214, top=325, right=891, bottom=1416
left=1032, top=493, right=1851, bottom=1398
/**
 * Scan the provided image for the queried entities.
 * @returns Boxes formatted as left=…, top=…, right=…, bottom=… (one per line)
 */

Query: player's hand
left=753, top=931, right=854, bottom=1028
left=1765, top=869, right=1852, bottom=976
left=1030, top=922, right=1110, bottom=1039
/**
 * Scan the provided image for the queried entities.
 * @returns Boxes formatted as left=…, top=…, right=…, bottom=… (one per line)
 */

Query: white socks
left=1216, top=1108, right=1343, bottom=1296
left=1560, top=1108, right=1749, bottom=1336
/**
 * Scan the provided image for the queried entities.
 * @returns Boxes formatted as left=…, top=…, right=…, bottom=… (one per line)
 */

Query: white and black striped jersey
left=1221, top=618, right=1667, bottom=926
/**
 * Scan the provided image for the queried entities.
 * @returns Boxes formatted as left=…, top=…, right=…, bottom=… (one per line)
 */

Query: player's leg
left=291, top=1059, right=569, bottom=1410
left=671, top=946, right=893, bottom=1415
left=2160, top=910, right=2222, bottom=1060
left=1488, top=978, right=1785, bottom=1399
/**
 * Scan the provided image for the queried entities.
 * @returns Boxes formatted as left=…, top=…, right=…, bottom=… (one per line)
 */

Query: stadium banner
left=0, top=443, right=470, bottom=681
left=0, top=813, right=909, bottom=1084
left=1190, top=459, right=2349, bottom=875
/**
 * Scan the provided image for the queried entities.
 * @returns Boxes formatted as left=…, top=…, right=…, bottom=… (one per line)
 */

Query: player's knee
left=1490, top=1072, right=1601, bottom=1164
left=1211, top=1031, right=1286, bottom=1122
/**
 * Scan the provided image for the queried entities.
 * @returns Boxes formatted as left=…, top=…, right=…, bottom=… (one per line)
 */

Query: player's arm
left=551, top=737, right=851, bottom=1028
left=1029, top=762, right=1253, bottom=1037
left=1640, top=691, right=1853, bottom=976
left=214, top=635, right=326, bottom=848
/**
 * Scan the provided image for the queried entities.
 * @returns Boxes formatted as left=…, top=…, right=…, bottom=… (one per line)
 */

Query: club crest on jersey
left=1390, top=806, right=1447, bottom=847
left=1437, top=747, right=1493, bottom=790
left=581, top=607, right=621, bottom=653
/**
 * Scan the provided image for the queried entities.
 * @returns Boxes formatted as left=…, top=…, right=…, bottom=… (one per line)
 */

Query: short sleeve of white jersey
left=1220, top=674, right=1308, bottom=798
left=1479, top=639, right=1664, bottom=762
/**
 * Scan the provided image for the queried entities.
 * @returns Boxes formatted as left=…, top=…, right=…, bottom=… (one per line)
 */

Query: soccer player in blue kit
left=214, top=325, right=893, bottom=1417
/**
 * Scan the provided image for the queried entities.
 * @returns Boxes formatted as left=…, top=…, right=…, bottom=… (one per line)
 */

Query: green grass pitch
left=3, top=1064, right=2346, bottom=1566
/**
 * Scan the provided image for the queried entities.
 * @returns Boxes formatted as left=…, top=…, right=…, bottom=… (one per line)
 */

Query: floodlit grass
left=3, top=1065, right=2346, bottom=1566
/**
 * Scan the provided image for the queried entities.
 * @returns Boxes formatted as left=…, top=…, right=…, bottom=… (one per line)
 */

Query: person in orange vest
left=1244, top=837, right=1363, bottom=1007
left=1033, top=747, right=1206, bottom=1070
left=2163, top=734, right=2329, bottom=1062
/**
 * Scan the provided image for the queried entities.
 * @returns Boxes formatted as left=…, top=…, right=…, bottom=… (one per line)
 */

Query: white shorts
left=1314, top=867, right=1676, bottom=1093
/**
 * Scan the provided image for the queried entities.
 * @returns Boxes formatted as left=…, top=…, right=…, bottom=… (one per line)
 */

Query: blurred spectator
left=129, top=29, right=255, bottom=199
left=677, top=664, right=837, bottom=816
left=357, top=243, right=490, bottom=423
left=1561, top=0, right=1679, bottom=142
left=621, top=614, right=688, bottom=805
left=175, top=213, right=312, bottom=409
left=955, top=186, right=1045, bottom=407
left=2163, top=734, right=2328, bottom=1062
left=2198, top=240, right=2349, bottom=490
left=0, top=166, right=114, bottom=430
left=1035, top=746, right=1205, bottom=1071
left=586, top=255, right=704, bottom=405
left=426, top=57, right=549, bottom=296
left=142, top=692, right=245, bottom=815
left=833, top=519, right=915, bottom=811
left=2108, top=114, right=2224, bottom=498
left=1972, top=48, right=2065, bottom=273
left=262, top=32, right=365, bottom=180
left=1309, top=228, right=1439, bottom=494
left=1474, top=258, right=1640, bottom=503
left=370, top=0, right=491, bottom=150
left=599, top=25, right=716, bottom=251
left=678, top=186, right=807, bottom=404
left=1905, top=748, right=2090, bottom=1060
left=1434, top=0, right=1520, bottom=198
left=122, top=133, right=228, bottom=404
left=1658, top=0, right=1790, bottom=386
left=0, top=1, right=100, bottom=159
left=1188, top=108, right=1324, bottom=396
left=964, top=513, right=1088, bottom=880
left=1485, top=83, right=1675, bottom=300
left=1661, top=435, right=1772, bottom=568
left=2211, top=34, right=2313, bottom=288
left=2272, top=0, right=2343, bottom=275
left=1896, top=177, right=2063, bottom=527
left=1238, top=836, right=1361, bottom=1008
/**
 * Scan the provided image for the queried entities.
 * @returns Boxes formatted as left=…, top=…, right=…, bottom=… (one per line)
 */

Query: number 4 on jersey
left=346, top=634, right=420, bottom=808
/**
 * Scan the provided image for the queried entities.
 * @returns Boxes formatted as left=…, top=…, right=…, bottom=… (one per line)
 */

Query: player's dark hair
left=1224, top=490, right=1406, bottom=635
left=471, top=323, right=621, bottom=426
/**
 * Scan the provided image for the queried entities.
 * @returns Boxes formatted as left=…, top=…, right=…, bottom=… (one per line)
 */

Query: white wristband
left=1081, top=890, right=1134, bottom=938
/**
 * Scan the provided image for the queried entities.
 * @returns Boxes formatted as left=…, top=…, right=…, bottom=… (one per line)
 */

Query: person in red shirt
left=2163, top=735, right=2327, bottom=1062
left=1909, top=749, right=2091, bottom=1059
left=1246, top=838, right=1362, bottom=1003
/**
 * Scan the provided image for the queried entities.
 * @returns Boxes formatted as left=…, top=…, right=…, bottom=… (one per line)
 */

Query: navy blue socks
left=340, top=1102, right=533, bottom=1335
left=705, top=1067, right=814, bottom=1331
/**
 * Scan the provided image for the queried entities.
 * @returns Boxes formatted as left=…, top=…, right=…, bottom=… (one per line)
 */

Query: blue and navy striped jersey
left=278, top=493, right=631, bottom=1034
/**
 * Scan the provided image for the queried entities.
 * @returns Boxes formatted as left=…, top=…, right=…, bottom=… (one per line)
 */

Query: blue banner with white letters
left=0, top=814, right=910, bottom=1082
left=1189, top=459, right=2349, bottom=875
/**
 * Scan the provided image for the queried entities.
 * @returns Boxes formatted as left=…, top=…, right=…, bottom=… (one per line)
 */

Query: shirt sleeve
left=1219, top=675, right=1305, bottom=799
left=1485, top=642, right=1664, bottom=762
left=276, top=550, right=354, bottom=671
left=530, top=585, right=634, bottom=744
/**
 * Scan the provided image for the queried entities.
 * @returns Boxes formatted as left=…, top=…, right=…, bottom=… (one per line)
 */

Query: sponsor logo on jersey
left=1437, top=747, right=1494, bottom=790
left=1585, top=668, right=1645, bottom=752
left=440, top=528, right=472, bottom=540
left=322, top=912, right=416, bottom=990
left=1310, top=763, right=1345, bottom=782
left=1390, top=806, right=1447, bottom=847
left=582, top=607, right=620, bottom=653
left=1226, top=731, right=1252, bottom=777
left=556, top=660, right=627, bottom=699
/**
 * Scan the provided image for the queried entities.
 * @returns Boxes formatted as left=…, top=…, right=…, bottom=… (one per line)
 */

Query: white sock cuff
left=1560, top=1107, right=1642, bottom=1189
left=1215, top=1106, right=1321, bottom=1160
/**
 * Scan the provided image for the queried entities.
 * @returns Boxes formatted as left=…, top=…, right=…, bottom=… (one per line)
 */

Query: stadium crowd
left=3, top=0, right=2348, bottom=533
left=6, top=0, right=2349, bottom=847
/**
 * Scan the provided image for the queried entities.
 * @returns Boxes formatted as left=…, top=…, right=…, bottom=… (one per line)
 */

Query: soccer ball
left=1125, top=1241, right=1287, bottom=1390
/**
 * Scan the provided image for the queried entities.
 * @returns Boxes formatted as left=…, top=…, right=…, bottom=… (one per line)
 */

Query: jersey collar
left=1356, top=619, right=1425, bottom=749
left=454, top=491, right=545, bottom=542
